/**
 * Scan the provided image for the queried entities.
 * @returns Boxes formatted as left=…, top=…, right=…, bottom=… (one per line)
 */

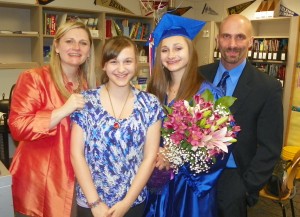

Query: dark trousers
left=77, top=201, right=145, bottom=217
left=217, top=168, right=248, bottom=217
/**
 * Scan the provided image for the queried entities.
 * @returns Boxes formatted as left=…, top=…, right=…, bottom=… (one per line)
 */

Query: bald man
left=199, top=14, right=283, bottom=217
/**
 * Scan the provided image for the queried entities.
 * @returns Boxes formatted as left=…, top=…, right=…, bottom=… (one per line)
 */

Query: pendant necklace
left=72, top=73, right=82, bottom=93
left=105, top=85, right=131, bottom=129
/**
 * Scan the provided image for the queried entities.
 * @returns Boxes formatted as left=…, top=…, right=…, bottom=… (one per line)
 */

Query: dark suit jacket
left=199, top=60, right=283, bottom=195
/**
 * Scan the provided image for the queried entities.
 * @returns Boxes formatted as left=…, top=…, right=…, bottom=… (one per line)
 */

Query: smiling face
left=160, top=35, right=190, bottom=76
left=54, top=28, right=91, bottom=70
left=217, top=14, right=253, bottom=70
left=103, top=46, right=136, bottom=88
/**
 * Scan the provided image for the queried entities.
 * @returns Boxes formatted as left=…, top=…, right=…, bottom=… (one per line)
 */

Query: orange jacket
left=9, top=66, right=76, bottom=217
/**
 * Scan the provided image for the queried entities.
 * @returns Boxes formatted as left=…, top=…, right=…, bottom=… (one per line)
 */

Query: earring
left=56, top=53, right=59, bottom=56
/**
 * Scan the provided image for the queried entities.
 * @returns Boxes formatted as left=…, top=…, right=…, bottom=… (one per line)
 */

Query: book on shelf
left=87, top=17, right=95, bottom=30
left=93, top=18, right=98, bottom=30
left=43, top=45, right=52, bottom=63
left=0, top=30, right=13, bottom=34
left=105, top=18, right=150, bottom=40
left=113, top=20, right=122, bottom=36
left=122, top=19, right=129, bottom=37
left=136, top=25, right=143, bottom=40
left=133, top=22, right=141, bottom=39
left=129, top=22, right=138, bottom=39
left=57, top=13, right=68, bottom=28
left=44, top=13, right=58, bottom=35
left=44, top=12, right=98, bottom=35
left=111, top=20, right=118, bottom=37
left=13, top=31, right=39, bottom=35
left=106, top=19, right=112, bottom=38
left=141, top=23, right=150, bottom=40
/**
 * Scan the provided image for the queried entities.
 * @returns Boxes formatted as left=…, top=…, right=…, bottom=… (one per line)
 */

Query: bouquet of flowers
left=161, top=89, right=241, bottom=174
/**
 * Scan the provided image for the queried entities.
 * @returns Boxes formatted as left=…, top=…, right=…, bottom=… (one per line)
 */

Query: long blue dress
left=144, top=82, right=231, bottom=217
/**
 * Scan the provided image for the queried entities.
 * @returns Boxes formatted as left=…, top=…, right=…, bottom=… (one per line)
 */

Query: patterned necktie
left=217, top=71, right=229, bottom=95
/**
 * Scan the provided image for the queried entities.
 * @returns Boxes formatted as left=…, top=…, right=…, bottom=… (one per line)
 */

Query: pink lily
left=201, top=127, right=235, bottom=153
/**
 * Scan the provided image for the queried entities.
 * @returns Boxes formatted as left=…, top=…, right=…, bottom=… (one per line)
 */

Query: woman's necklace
left=105, top=85, right=131, bottom=129
left=72, top=73, right=82, bottom=93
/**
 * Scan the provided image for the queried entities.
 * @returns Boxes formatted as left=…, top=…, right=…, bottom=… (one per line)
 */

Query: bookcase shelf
left=0, top=34, right=39, bottom=38
left=0, top=62, right=39, bottom=69
left=0, top=1, right=154, bottom=86
left=0, top=1, right=40, bottom=68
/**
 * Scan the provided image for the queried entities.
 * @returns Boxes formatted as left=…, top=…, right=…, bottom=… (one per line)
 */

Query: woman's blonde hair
left=99, top=36, right=138, bottom=84
left=50, top=21, right=96, bottom=99
left=147, top=37, right=204, bottom=104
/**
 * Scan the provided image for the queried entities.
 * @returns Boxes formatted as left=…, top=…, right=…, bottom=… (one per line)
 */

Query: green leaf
left=163, top=105, right=173, bottom=114
left=188, top=98, right=195, bottom=107
left=161, top=128, right=173, bottom=136
left=215, top=96, right=237, bottom=108
left=186, top=144, right=192, bottom=151
left=181, top=141, right=188, bottom=149
left=201, top=89, right=214, bottom=102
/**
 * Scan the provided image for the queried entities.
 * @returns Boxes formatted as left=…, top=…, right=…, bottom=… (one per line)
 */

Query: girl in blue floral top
left=70, top=36, right=164, bottom=217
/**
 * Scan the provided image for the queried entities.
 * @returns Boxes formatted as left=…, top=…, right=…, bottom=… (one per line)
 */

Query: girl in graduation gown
left=143, top=14, right=232, bottom=217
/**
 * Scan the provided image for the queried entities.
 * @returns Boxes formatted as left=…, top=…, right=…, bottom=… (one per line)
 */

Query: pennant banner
left=227, top=0, right=255, bottom=15
left=36, top=0, right=54, bottom=5
left=139, top=0, right=168, bottom=16
left=94, top=0, right=134, bottom=14
left=279, top=4, right=298, bottom=17
left=202, top=3, right=218, bottom=15
left=168, top=6, right=192, bottom=16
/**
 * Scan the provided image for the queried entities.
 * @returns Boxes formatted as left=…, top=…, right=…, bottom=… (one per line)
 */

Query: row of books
left=106, top=19, right=151, bottom=40
left=44, top=13, right=98, bottom=36
left=214, top=49, right=287, bottom=62
left=214, top=38, right=288, bottom=62
left=249, top=38, right=288, bottom=61
left=253, top=62, right=285, bottom=86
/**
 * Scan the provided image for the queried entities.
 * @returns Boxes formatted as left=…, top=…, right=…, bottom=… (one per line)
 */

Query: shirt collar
left=216, top=59, right=246, bottom=84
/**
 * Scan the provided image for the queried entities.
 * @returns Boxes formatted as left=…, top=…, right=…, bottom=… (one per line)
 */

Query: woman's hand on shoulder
left=62, top=93, right=85, bottom=116
left=50, top=93, right=85, bottom=128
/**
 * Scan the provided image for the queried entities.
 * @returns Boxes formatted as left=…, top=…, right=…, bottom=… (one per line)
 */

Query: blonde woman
left=9, top=21, right=96, bottom=217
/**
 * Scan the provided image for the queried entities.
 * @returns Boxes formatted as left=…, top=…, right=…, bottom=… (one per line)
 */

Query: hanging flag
left=279, top=4, right=299, bottom=17
left=168, top=6, right=192, bottom=16
left=227, top=0, right=255, bottom=15
left=94, top=0, right=134, bottom=14
left=202, top=3, right=218, bottom=15
left=36, top=0, right=54, bottom=5
left=139, top=0, right=168, bottom=17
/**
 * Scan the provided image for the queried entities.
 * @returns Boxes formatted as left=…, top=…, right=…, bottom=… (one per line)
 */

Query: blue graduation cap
left=150, top=13, right=206, bottom=49
left=148, top=13, right=206, bottom=73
